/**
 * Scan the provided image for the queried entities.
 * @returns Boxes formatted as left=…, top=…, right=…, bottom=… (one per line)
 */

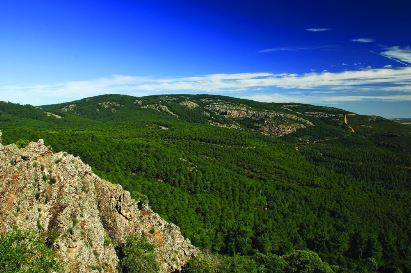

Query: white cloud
left=320, top=94, right=411, bottom=102
left=352, top=38, right=375, bottom=43
left=242, top=93, right=306, bottom=103
left=259, top=46, right=309, bottom=53
left=244, top=93, right=411, bottom=103
left=259, top=45, right=334, bottom=53
left=383, top=85, right=411, bottom=92
left=380, top=46, right=411, bottom=65
left=1, top=67, right=411, bottom=105
left=306, top=28, right=331, bottom=32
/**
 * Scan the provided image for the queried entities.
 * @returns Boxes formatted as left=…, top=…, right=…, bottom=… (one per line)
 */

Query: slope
left=0, top=94, right=410, bottom=272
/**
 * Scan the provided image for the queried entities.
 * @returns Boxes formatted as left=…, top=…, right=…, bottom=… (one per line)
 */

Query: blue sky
left=0, top=0, right=410, bottom=117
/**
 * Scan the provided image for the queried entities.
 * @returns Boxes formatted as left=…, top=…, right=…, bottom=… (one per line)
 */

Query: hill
left=0, top=94, right=410, bottom=272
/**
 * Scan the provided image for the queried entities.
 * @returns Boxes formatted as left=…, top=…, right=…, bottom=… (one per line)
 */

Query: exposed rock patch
left=46, top=112, right=63, bottom=119
left=134, top=99, right=143, bottom=106
left=142, top=104, right=179, bottom=118
left=61, top=104, right=77, bottom=112
left=179, top=100, right=199, bottom=109
left=204, top=102, right=313, bottom=136
left=98, top=101, right=122, bottom=112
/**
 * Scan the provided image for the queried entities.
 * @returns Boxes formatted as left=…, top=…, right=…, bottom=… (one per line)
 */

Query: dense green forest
left=0, top=94, right=410, bottom=272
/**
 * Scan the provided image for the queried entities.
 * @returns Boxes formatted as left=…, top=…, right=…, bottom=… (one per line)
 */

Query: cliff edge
left=0, top=139, right=197, bottom=272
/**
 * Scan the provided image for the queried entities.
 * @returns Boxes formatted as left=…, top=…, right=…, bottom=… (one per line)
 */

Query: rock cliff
left=0, top=139, right=197, bottom=272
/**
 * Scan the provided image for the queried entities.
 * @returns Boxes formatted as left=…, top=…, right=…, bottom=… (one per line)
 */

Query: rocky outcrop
left=141, top=104, right=179, bottom=118
left=260, top=122, right=307, bottom=137
left=61, top=104, right=77, bottom=112
left=98, top=101, right=122, bottom=112
left=0, top=139, right=197, bottom=273
left=179, top=100, right=199, bottom=109
left=204, top=102, right=313, bottom=136
left=205, top=103, right=313, bottom=124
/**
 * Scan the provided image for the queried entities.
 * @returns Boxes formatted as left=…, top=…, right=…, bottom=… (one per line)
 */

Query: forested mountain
left=1, top=94, right=410, bottom=273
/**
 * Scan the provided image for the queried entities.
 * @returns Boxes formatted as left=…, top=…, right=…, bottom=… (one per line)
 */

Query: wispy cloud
left=1, top=67, right=411, bottom=105
left=245, top=93, right=411, bottom=103
left=320, top=94, right=411, bottom=102
left=306, top=28, right=331, bottom=32
left=352, top=38, right=375, bottom=43
left=243, top=93, right=306, bottom=103
left=258, top=45, right=334, bottom=53
left=380, top=46, right=411, bottom=65
left=259, top=46, right=310, bottom=53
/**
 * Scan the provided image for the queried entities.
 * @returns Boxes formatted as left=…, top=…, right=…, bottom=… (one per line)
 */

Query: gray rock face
left=0, top=140, right=197, bottom=273
left=204, top=102, right=313, bottom=136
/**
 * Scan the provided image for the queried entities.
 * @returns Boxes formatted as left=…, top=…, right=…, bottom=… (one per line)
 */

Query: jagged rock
left=0, top=139, right=197, bottom=273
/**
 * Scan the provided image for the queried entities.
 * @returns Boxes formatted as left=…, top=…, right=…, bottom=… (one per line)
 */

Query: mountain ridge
left=0, top=94, right=410, bottom=272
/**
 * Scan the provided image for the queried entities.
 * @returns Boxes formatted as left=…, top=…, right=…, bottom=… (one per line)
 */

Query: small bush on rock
left=182, top=253, right=220, bottom=273
left=0, top=229, right=62, bottom=273
left=120, top=234, right=160, bottom=273
left=15, top=139, right=30, bottom=148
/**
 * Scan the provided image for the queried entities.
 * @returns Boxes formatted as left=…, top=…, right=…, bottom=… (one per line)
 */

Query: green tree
left=120, top=234, right=160, bottom=273
left=182, top=253, right=220, bottom=273
left=15, top=139, right=30, bottom=148
left=283, top=250, right=335, bottom=273
left=253, top=252, right=287, bottom=273
left=0, top=229, right=62, bottom=273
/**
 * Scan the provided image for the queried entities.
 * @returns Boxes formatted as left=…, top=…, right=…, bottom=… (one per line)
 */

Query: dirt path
left=344, top=114, right=355, bottom=133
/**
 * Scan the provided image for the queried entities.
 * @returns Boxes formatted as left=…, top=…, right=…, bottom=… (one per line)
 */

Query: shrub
left=15, top=139, right=30, bottom=148
left=183, top=253, right=258, bottom=273
left=120, top=234, right=160, bottom=273
left=104, top=232, right=112, bottom=247
left=283, top=250, right=335, bottom=273
left=131, top=191, right=149, bottom=209
left=183, top=250, right=336, bottom=273
left=0, top=229, right=62, bottom=273
left=253, top=252, right=287, bottom=273
left=182, top=253, right=220, bottom=273
left=219, top=255, right=258, bottom=273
